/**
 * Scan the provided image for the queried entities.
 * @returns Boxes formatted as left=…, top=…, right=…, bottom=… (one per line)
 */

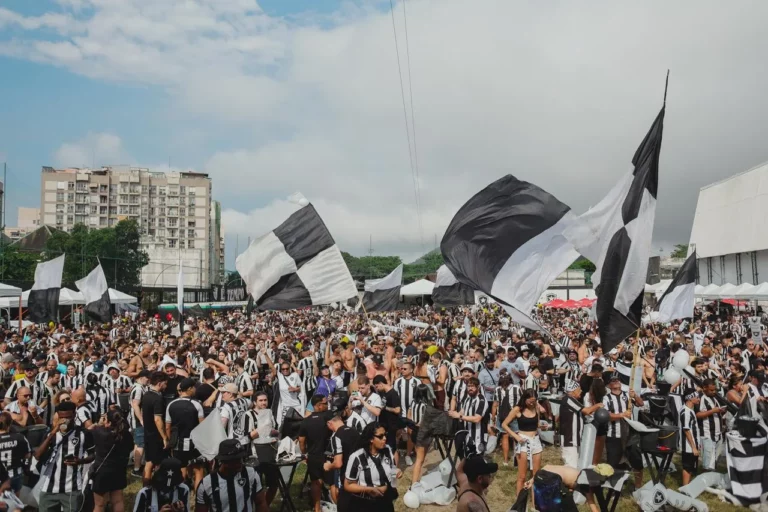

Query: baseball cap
left=460, top=363, right=476, bottom=373
left=220, top=383, right=238, bottom=394
left=463, top=455, right=498, bottom=480
left=178, top=378, right=197, bottom=392
left=216, top=439, right=247, bottom=461
left=1, top=354, right=17, bottom=364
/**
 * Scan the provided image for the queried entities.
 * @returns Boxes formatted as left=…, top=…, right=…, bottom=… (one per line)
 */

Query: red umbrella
left=576, top=298, right=595, bottom=308
left=545, top=299, right=565, bottom=308
left=563, top=299, right=580, bottom=309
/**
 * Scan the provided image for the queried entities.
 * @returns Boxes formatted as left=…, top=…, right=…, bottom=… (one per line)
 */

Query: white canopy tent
left=695, top=283, right=721, bottom=299
left=109, top=289, right=138, bottom=304
left=731, top=283, right=758, bottom=298
left=0, top=283, right=21, bottom=298
left=714, top=283, right=739, bottom=299
left=0, top=287, right=136, bottom=307
left=694, top=282, right=768, bottom=300
left=400, top=279, right=435, bottom=297
left=644, top=280, right=672, bottom=297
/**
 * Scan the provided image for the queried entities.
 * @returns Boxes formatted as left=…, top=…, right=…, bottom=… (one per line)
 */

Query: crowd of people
left=0, top=297, right=764, bottom=512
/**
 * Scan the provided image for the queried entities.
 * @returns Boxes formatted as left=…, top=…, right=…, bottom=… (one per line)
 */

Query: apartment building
left=4, top=207, right=39, bottom=241
left=40, top=166, right=223, bottom=289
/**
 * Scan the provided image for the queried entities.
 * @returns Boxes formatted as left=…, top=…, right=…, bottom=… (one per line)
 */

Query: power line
left=389, top=0, right=425, bottom=252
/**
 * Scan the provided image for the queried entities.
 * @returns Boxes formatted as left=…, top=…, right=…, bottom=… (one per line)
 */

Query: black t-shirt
left=166, top=397, right=204, bottom=448
left=403, top=345, right=417, bottom=358
left=0, top=432, right=31, bottom=476
left=195, top=383, right=216, bottom=404
left=141, top=389, right=165, bottom=439
left=334, top=425, right=360, bottom=468
left=298, top=411, right=332, bottom=459
left=163, top=376, right=184, bottom=408
left=380, top=388, right=401, bottom=429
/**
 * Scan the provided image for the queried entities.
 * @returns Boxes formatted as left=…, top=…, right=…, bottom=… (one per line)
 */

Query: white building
left=40, top=166, right=223, bottom=288
left=690, top=160, right=768, bottom=285
left=4, top=207, right=39, bottom=241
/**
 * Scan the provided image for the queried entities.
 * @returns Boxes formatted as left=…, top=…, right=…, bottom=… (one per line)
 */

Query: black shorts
left=682, top=452, right=699, bottom=473
left=605, top=438, right=623, bottom=468
left=144, top=438, right=168, bottom=465
left=174, top=448, right=201, bottom=467
left=307, top=457, right=325, bottom=482
left=386, top=429, right=398, bottom=453
left=260, top=464, right=279, bottom=488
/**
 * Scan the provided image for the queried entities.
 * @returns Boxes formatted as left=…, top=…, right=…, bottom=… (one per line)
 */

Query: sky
left=3, top=1, right=768, bottom=271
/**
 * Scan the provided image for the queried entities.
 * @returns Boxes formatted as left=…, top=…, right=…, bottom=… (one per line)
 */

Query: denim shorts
left=133, top=426, right=145, bottom=448
left=9, top=473, right=22, bottom=493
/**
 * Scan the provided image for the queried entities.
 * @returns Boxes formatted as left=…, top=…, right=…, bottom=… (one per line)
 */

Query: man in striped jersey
left=393, top=362, right=418, bottom=466
left=696, top=379, right=727, bottom=471
left=196, top=438, right=267, bottom=512
left=130, top=370, right=150, bottom=478
left=680, top=392, right=701, bottom=485
left=34, top=401, right=94, bottom=512
left=449, top=376, right=489, bottom=453
left=233, top=358, right=255, bottom=399
left=559, top=380, right=585, bottom=469
left=450, top=364, right=474, bottom=413
left=219, top=383, right=249, bottom=439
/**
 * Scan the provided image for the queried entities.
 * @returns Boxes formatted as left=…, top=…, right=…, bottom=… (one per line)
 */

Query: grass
left=121, top=445, right=736, bottom=511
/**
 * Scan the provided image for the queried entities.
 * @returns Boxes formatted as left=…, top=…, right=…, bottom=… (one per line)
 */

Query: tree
left=44, top=220, right=148, bottom=291
left=0, top=245, right=40, bottom=283
left=671, top=244, right=689, bottom=258
left=569, top=257, right=596, bottom=272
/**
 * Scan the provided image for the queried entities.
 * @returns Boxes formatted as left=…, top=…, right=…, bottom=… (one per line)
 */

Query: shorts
left=307, top=457, right=325, bottom=482
left=682, top=452, right=699, bottom=473
left=132, top=426, right=145, bottom=448
left=9, top=473, right=22, bottom=493
left=174, top=448, right=202, bottom=467
left=144, top=438, right=168, bottom=465
left=515, top=435, right=543, bottom=458
left=605, top=437, right=623, bottom=468
left=386, top=429, right=398, bottom=453
left=595, top=423, right=608, bottom=437
left=260, top=464, right=279, bottom=488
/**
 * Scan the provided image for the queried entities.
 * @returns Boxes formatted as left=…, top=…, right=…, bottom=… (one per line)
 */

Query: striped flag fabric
left=362, top=264, right=403, bottom=312
left=236, top=195, right=357, bottom=311
left=564, top=106, right=665, bottom=353
left=656, top=250, right=696, bottom=322
left=27, top=254, right=65, bottom=324
left=177, top=263, right=184, bottom=334
left=75, top=264, right=111, bottom=323
left=440, top=174, right=579, bottom=321
left=726, top=431, right=768, bottom=504
left=432, top=265, right=475, bottom=307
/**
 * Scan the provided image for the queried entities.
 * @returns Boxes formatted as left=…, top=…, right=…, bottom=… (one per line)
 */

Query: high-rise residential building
left=4, top=206, right=39, bottom=241
left=40, top=166, right=223, bottom=288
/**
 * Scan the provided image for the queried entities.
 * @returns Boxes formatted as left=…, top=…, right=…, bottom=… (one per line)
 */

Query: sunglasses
left=281, top=367, right=290, bottom=371
left=21, top=394, right=32, bottom=398
left=60, top=397, right=71, bottom=402
left=373, top=433, right=387, bottom=440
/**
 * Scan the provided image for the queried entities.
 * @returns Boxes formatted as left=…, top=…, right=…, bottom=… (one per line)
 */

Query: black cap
left=178, top=378, right=197, bottom=392
left=463, top=455, right=498, bottom=480
left=151, top=458, right=184, bottom=490
left=217, top=439, right=248, bottom=461
left=138, top=370, right=152, bottom=379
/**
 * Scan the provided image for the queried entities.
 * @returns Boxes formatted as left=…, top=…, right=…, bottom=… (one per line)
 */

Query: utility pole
left=1, top=161, right=5, bottom=281
left=368, top=235, right=374, bottom=280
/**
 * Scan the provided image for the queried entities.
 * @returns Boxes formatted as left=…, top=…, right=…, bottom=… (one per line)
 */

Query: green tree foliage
left=0, top=245, right=40, bottom=282
left=671, top=244, right=689, bottom=258
left=341, top=250, right=444, bottom=283
left=44, top=220, right=149, bottom=290
left=569, top=256, right=596, bottom=272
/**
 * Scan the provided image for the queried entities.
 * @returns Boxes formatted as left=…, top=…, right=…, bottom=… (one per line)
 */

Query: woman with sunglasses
left=342, top=423, right=401, bottom=512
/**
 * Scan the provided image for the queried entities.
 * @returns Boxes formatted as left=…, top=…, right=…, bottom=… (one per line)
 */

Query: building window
left=76, top=182, right=87, bottom=191
left=188, top=221, right=196, bottom=228
left=67, top=182, right=75, bottom=191
left=120, top=184, right=129, bottom=193
left=119, top=195, right=129, bottom=203
left=99, top=185, right=108, bottom=193
left=109, top=185, right=117, bottom=193
left=188, top=198, right=196, bottom=206
left=141, top=185, right=148, bottom=194
left=67, top=205, right=74, bottom=213
left=56, top=192, right=65, bottom=202
left=109, top=206, right=117, bottom=215
left=67, top=215, right=74, bottom=224
left=119, top=206, right=129, bottom=215
left=129, top=206, right=139, bottom=215
left=67, top=193, right=75, bottom=202
left=188, top=240, right=195, bottom=249
left=187, top=229, right=195, bottom=239
left=180, top=186, right=186, bottom=194
left=100, top=206, right=107, bottom=214
left=90, top=205, right=98, bottom=214
left=189, top=188, right=195, bottom=195
left=158, top=187, right=166, bottom=196
left=109, top=218, right=115, bottom=227
left=179, top=207, right=186, bottom=216
left=100, top=217, right=107, bottom=226
left=179, top=240, right=185, bottom=249
left=56, top=215, right=63, bottom=225
left=168, top=218, right=177, bottom=227
left=168, top=239, right=176, bottom=248
left=100, top=196, right=107, bottom=204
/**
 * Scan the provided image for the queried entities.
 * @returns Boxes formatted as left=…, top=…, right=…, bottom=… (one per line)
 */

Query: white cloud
left=54, top=132, right=130, bottom=168
left=7, top=0, right=768, bottom=263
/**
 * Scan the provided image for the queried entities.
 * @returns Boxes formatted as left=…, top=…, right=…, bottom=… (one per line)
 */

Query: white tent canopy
left=696, top=283, right=721, bottom=299
left=0, top=283, right=21, bottom=298
left=645, top=280, right=672, bottom=297
left=0, top=288, right=136, bottom=307
left=400, top=279, right=435, bottom=297
left=714, top=283, right=739, bottom=299
left=109, top=289, right=137, bottom=304
left=695, top=282, right=768, bottom=300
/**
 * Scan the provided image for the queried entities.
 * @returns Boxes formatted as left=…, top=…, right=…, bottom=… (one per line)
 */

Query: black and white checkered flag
left=235, top=194, right=357, bottom=311
left=564, top=106, right=665, bottom=353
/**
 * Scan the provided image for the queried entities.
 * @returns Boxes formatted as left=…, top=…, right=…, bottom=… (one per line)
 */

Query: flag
left=190, top=408, right=227, bottom=460
left=362, top=264, right=403, bottom=312
left=236, top=194, right=357, bottom=310
left=27, top=255, right=65, bottom=324
left=75, top=264, right=111, bottom=323
left=432, top=265, right=475, bottom=306
left=564, top=107, right=665, bottom=352
left=440, top=174, right=579, bottom=321
left=656, top=250, right=696, bottom=322
left=177, top=263, right=184, bottom=334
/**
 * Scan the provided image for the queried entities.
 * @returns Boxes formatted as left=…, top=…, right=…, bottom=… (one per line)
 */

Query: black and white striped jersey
left=460, top=394, right=489, bottom=450
left=4, top=378, right=31, bottom=401
left=522, top=374, right=539, bottom=396
left=196, top=467, right=263, bottom=512
left=129, top=383, right=146, bottom=430
left=220, top=398, right=251, bottom=439
left=602, top=392, right=629, bottom=439
left=238, top=409, right=277, bottom=457
left=695, top=394, right=723, bottom=442
left=482, top=330, right=500, bottom=344
left=87, top=386, right=114, bottom=418
left=39, top=428, right=94, bottom=494
left=61, top=375, right=83, bottom=390
left=559, top=396, right=584, bottom=448
left=297, top=357, right=314, bottom=379
left=103, top=375, right=133, bottom=395
left=493, top=384, right=522, bottom=416
left=243, top=358, right=259, bottom=377
left=345, top=445, right=396, bottom=489
left=75, top=404, right=93, bottom=427
left=451, top=380, right=468, bottom=410
left=346, top=411, right=366, bottom=434
left=393, top=377, right=418, bottom=418
left=133, top=484, right=190, bottom=512
left=679, top=405, right=700, bottom=453
left=235, top=372, right=254, bottom=396
left=409, top=402, right=426, bottom=426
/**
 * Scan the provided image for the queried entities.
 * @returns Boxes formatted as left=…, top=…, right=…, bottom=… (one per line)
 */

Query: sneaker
left=405, top=456, right=414, bottom=466
left=503, top=461, right=509, bottom=467
left=131, top=469, right=142, bottom=478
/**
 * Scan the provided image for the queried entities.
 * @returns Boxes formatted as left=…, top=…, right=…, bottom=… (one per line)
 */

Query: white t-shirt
left=278, top=372, right=302, bottom=408
left=360, top=392, right=383, bottom=425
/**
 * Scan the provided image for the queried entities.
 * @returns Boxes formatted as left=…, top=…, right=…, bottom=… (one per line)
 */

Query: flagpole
left=17, top=292, right=22, bottom=333
left=628, top=328, right=641, bottom=415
